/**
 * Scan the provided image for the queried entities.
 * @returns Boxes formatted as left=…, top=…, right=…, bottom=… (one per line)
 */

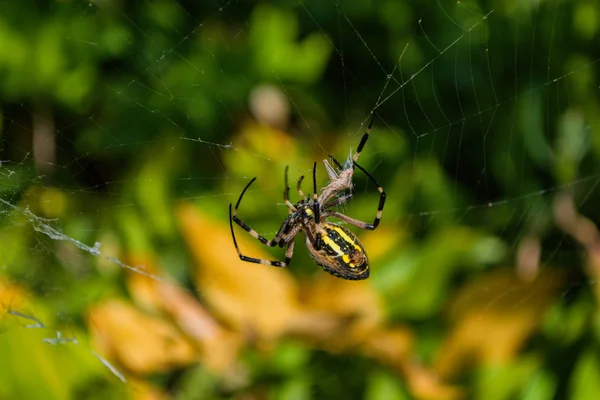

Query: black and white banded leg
left=353, top=113, right=375, bottom=164
left=230, top=178, right=283, bottom=246
left=229, top=178, right=295, bottom=266
left=283, top=166, right=298, bottom=213
left=296, top=175, right=306, bottom=200
left=229, top=208, right=295, bottom=267
left=311, top=161, right=323, bottom=250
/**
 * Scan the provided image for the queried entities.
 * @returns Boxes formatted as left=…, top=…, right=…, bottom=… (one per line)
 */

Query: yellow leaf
left=176, top=203, right=301, bottom=341
left=128, top=378, right=168, bottom=400
left=362, top=327, right=413, bottom=367
left=436, top=269, right=564, bottom=379
left=125, top=253, right=243, bottom=374
left=88, top=300, right=197, bottom=375
left=362, top=326, right=463, bottom=400
left=298, top=274, right=384, bottom=350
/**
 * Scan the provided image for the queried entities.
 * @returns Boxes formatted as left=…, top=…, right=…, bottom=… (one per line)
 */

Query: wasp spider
left=229, top=115, right=385, bottom=280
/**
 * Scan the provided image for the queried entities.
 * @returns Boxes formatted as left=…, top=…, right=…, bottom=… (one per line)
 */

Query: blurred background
left=1, top=0, right=600, bottom=399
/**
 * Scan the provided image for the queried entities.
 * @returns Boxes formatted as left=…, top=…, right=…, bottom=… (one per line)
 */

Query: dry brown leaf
left=88, top=300, right=197, bottom=375
left=124, top=254, right=163, bottom=312
left=361, top=327, right=413, bottom=367
left=362, top=326, right=463, bottom=400
left=404, top=363, right=465, bottom=400
left=516, top=236, right=541, bottom=282
left=176, top=203, right=302, bottom=341
left=554, top=193, right=600, bottom=301
left=436, top=269, right=564, bottom=379
left=296, top=274, right=384, bottom=351
left=159, top=283, right=244, bottom=373
left=125, top=252, right=243, bottom=373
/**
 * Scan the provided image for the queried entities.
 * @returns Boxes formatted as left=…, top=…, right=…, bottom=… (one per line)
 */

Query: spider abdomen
left=306, top=223, right=370, bottom=280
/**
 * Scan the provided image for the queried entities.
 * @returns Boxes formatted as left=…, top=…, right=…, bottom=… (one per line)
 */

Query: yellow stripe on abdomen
left=321, top=234, right=344, bottom=256
left=329, top=225, right=364, bottom=253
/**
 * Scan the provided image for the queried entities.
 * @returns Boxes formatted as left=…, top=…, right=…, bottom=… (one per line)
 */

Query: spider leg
left=353, top=113, right=375, bottom=164
left=283, top=166, right=297, bottom=213
left=229, top=203, right=295, bottom=266
left=231, top=178, right=287, bottom=246
left=353, top=161, right=385, bottom=228
left=304, top=223, right=317, bottom=244
left=296, top=175, right=306, bottom=200
left=320, top=211, right=372, bottom=230
left=324, top=161, right=385, bottom=230
left=277, top=223, right=302, bottom=248
left=311, top=161, right=323, bottom=250
left=284, top=166, right=290, bottom=202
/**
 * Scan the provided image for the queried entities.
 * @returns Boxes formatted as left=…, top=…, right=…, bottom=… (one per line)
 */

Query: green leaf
left=570, top=351, right=600, bottom=400
left=366, top=370, right=409, bottom=400
left=250, top=5, right=332, bottom=83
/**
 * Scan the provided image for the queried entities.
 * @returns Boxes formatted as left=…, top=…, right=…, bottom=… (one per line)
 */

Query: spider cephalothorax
left=229, top=114, right=385, bottom=280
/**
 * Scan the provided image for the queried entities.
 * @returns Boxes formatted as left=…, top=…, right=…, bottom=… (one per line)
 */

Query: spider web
left=1, top=0, right=599, bottom=398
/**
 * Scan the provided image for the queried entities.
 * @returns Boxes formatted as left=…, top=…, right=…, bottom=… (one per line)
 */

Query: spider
left=228, top=114, right=386, bottom=280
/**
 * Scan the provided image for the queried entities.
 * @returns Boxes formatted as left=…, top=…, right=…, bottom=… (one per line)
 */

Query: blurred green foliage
left=1, top=0, right=600, bottom=399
